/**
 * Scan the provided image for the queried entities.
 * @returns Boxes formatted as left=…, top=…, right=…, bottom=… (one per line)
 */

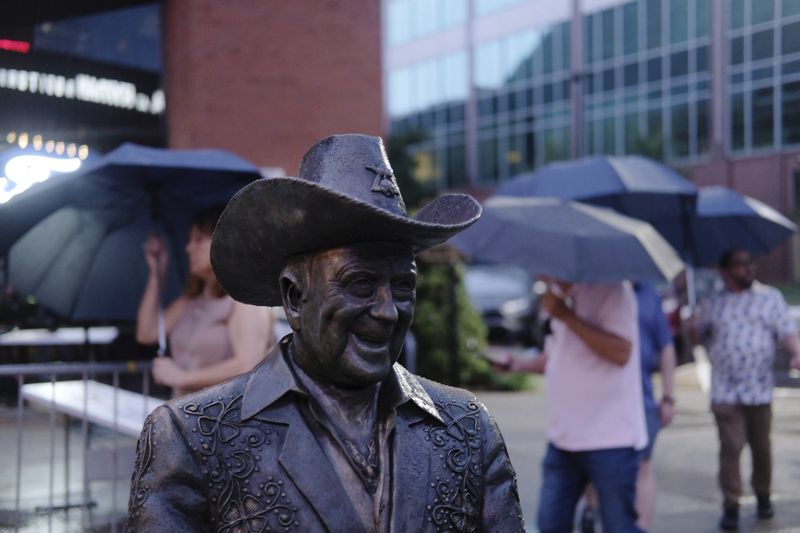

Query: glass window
left=696, top=0, right=710, bottom=37
left=508, top=30, right=536, bottom=82
left=670, top=0, right=689, bottom=43
left=603, top=117, right=616, bottom=154
left=782, top=80, right=800, bottom=144
left=413, top=0, right=436, bottom=38
left=603, top=68, right=615, bottom=91
left=731, top=93, right=745, bottom=150
left=751, top=65, right=773, bottom=81
left=624, top=62, right=638, bottom=86
left=585, top=14, right=595, bottom=65
left=476, top=41, right=502, bottom=89
left=783, top=58, right=800, bottom=75
left=561, top=22, right=571, bottom=70
left=671, top=103, right=690, bottom=157
left=782, top=21, right=800, bottom=55
left=446, top=140, right=466, bottom=187
left=648, top=57, right=662, bottom=82
left=602, top=9, right=615, bottom=59
left=752, top=87, right=774, bottom=147
left=443, top=0, right=467, bottom=27
left=730, top=0, right=745, bottom=29
left=443, top=52, right=468, bottom=102
left=388, top=68, right=411, bottom=117
left=543, top=83, right=554, bottom=103
left=387, top=0, right=411, bottom=46
left=625, top=112, right=640, bottom=152
left=692, top=45, right=708, bottom=72
left=671, top=50, right=689, bottom=77
left=697, top=99, right=710, bottom=154
left=543, top=30, right=554, bottom=73
left=544, top=128, right=569, bottom=162
left=752, top=29, right=774, bottom=61
left=623, top=3, right=639, bottom=55
left=784, top=0, right=800, bottom=18
left=646, top=109, right=665, bottom=159
left=751, top=0, right=773, bottom=24
left=479, top=134, right=498, bottom=182
left=731, top=36, right=745, bottom=65
left=647, top=0, right=663, bottom=49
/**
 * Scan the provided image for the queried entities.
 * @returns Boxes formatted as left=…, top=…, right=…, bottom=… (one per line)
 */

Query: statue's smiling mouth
left=352, top=331, right=391, bottom=348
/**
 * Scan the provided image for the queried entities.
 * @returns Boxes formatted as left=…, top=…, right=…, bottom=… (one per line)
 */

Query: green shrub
left=412, top=252, right=530, bottom=391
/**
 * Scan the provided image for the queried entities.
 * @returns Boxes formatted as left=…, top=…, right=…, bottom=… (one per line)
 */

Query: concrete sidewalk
left=477, top=363, right=800, bottom=532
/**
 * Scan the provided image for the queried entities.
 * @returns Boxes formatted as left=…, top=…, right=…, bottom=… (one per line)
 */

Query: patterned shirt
left=698, top=282, right=796, bottom=405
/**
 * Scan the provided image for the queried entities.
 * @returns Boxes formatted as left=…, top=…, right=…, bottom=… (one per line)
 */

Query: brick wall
left=163, top=0, right=383, bottom=174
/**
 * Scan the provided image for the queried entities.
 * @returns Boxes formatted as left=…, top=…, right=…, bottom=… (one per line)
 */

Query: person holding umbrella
left=688, top=248, right=800, bottom=531
left=505, top=277, right=647, bottom=533
left=136, top=204, right=275, bottom=397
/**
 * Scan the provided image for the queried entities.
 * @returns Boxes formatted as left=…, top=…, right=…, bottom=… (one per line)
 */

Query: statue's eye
left=348, top=277, right=375, bottom=297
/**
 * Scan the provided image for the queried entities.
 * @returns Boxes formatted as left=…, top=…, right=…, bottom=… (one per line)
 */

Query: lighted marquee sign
left=0, top=148, right=88, bottom=204
left=0, top=67, right=164, bottom=115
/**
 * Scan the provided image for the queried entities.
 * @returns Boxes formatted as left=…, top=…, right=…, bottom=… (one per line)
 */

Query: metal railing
left=0, top=361, right=159, bottom=533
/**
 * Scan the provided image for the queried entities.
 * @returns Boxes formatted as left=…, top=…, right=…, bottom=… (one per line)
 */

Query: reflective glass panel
left=671, top=103, right=689, bottom=157
left=784, top=0, right=800, bottom=17
left=752, top=29, right=774, bottom=62
left=647, top=0, right=663, bottom=48
left=670, top=0, right=689, bottom=43
left=782, top=81, right=800, bottom=144
left=752, top=87, right=774, bottom=147
left=671, top=50, right=689, bottom=77
left=731, top=92, right=745, bottom=150
left=731, top=36, right=744, bottom=65
left=782, top=21, right=800, bottom=55
left=623, top=3, right=639, bottom=55
left=730, top=0, right=745, bottom=29
left=751, top=0, right=773, bottom=24
left=696, top=0, right=710, bottom=37
left=602, top=9, right=615, bottom=59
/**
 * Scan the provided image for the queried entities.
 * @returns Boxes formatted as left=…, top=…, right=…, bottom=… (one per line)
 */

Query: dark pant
left=711, top=403, right=772, bottom=506
left=537, top=443, right=643, bottom=533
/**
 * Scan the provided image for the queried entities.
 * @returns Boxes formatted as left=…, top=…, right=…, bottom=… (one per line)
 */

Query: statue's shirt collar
left=241, top=334, right=442, bottom=423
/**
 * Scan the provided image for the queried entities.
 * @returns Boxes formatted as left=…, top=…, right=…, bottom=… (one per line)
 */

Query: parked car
left=463, top=264, right=542, bottom=346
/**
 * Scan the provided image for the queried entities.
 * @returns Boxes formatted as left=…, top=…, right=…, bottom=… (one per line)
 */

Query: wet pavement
left=1, top=357, right=798, bottom=532
left=477, top=355, right=800, bottom=533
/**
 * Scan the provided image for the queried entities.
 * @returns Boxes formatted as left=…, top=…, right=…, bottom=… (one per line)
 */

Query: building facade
left=383, top=0, right=800, bottom=280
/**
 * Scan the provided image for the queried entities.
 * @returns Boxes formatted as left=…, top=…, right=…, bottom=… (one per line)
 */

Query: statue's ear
left=279, top=269, right=303, bottom=332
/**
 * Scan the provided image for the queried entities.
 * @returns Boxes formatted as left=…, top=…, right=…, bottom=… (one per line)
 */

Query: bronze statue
left=126, top=134, right=524, bottom=532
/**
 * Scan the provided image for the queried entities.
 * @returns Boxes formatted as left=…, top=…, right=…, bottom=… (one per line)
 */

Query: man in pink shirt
left=510, top=280, right=647, bottom=532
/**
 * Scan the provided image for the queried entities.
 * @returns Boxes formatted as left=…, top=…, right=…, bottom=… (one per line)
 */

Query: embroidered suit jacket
left=126, top=339, right=524, bottom=532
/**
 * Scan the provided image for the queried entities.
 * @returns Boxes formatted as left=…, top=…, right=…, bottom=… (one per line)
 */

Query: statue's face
left=286, top=242, right=416, bottom=389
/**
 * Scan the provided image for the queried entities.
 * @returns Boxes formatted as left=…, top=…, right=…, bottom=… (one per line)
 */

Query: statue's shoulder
left=159, top=370, right=252, bottom=428
left=397, top=365, right=478, bottom=408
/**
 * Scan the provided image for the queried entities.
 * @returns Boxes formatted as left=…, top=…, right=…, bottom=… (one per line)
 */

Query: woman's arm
left=136, top=235, right=188, bottom=344
left=153, top=302, right=271, bottom=391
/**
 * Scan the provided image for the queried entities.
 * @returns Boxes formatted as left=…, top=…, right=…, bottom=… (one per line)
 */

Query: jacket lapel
left=390, top=408, right=431, bottom=532
left=270, top=404, right=367, bottom=533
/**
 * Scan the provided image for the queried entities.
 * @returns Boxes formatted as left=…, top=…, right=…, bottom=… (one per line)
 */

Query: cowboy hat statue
left=127, top=134, right=524, bottom=532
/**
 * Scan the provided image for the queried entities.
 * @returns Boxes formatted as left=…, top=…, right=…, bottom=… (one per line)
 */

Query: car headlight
left=500, top=297, right=530, bottom=317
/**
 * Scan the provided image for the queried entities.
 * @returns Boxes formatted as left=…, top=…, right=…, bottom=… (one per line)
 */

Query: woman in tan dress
left=136, top=205, right=274, bottom=397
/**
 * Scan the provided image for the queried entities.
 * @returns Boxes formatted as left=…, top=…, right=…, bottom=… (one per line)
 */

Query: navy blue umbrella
left=0, top=143, right=262, bottom=324
left=494, top=155, right=698, bottom=252
left=690, top=186, right=797, bottom=267
left=450, top=197, right=684, bottom=283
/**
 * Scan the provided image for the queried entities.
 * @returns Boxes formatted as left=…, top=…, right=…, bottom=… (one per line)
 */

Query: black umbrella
left=0, top=143, right=262, bottom=325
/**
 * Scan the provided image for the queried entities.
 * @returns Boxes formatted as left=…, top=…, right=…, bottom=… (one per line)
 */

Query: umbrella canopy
left=690, top=186, right=797, bottom=267
left=0, top=143, right=262, bottom=323
left=449, top=197, right=684, bottom=283
left=494, top=155, right=698, bottom=251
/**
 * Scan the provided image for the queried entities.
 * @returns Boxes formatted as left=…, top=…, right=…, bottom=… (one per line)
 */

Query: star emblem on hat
left=366, top=164, right=400, bottom=198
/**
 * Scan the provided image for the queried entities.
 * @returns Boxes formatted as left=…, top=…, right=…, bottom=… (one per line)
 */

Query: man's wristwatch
left=661, top=395, right=675, bottom=405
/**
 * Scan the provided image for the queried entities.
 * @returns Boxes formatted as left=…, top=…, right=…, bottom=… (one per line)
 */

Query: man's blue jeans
left=537, top=443, right=644, bottom=533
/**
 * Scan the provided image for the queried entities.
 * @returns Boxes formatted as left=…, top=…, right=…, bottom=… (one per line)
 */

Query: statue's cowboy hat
left=211, top=133, right=482, bottom=306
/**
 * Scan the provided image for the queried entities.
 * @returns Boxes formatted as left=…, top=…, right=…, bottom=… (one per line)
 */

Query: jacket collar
left=241, top=334, right=443, bottom=424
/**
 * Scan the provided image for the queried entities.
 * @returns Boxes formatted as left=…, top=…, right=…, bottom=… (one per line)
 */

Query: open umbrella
left=0, top=143, right=262, bottom=327
left=690, top=186, right=797, bottom=267
left=494, top=155, right=698, bottom=251
left=449, top=197, right=684, bottom=283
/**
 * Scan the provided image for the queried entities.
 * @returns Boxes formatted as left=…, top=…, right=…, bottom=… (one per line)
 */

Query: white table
left=0, top=327, right=119, bottom=347
left=21, top=379, right=161, bottom=438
